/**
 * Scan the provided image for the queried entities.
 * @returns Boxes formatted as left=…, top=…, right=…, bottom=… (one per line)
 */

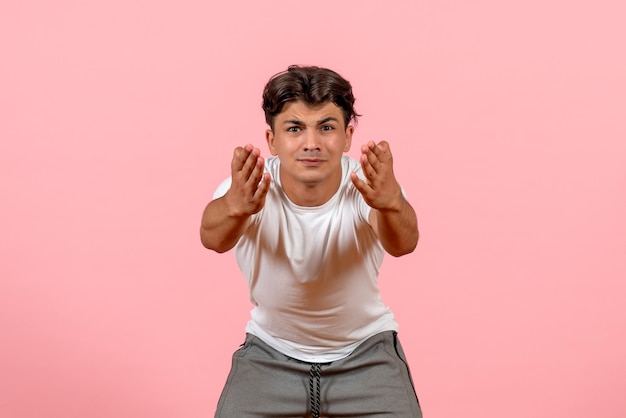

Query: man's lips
left=298, top=158, right=325, bottom=166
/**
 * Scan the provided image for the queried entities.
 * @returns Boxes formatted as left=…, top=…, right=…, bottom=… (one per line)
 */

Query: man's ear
left=266, top=129, right=278, bottom=156
left=344, top=125, right=354, bottom=152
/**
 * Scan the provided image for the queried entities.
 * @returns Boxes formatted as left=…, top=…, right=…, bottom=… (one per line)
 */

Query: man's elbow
left=200, top=230, right=232, bottom=253
left=387, top=231, right=419, bottom=257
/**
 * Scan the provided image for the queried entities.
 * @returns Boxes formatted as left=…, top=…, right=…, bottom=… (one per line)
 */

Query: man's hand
left=350, top=140, right=418, bottom=256
left=350, top=140, right=404, bottom=212
left=224, top=144, right=271, bottom=217
left=200, top=144, right=270, bottom=252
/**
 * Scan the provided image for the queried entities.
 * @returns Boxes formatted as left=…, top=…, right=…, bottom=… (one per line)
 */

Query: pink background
left=1, top=1, right=625, bottom=417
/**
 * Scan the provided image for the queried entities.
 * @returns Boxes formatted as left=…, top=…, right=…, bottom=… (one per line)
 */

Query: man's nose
left=303, top=129, right=321, bottom=151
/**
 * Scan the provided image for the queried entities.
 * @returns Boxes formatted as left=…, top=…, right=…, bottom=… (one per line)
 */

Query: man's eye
left=321, top=125, right=334, bottom=131
left=287, top=126, right=301, bottom=132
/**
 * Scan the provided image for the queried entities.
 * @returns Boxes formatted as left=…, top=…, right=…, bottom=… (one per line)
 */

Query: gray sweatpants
left=215, top=331, right=423, bottom=417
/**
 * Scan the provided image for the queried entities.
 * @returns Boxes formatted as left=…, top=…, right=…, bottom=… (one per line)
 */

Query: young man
left=200, top=65, right=422, bottom=417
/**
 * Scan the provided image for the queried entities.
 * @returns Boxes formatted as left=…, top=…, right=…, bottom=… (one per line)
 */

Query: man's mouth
left=298, top=158, right=325, bottom=166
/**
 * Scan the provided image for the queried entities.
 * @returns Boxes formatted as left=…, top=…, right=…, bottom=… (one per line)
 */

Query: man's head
left=262, top=65, right=360, bottom=129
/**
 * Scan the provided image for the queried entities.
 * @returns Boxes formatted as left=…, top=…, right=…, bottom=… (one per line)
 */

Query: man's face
left=266, top=100, right=354, bottom=201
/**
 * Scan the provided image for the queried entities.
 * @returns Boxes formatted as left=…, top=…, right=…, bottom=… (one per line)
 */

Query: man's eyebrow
left=282, top=119, right=305, bottom=125
left=281, top=117, right=340, bottom=125
left=318, top=117, right=339, bottom=125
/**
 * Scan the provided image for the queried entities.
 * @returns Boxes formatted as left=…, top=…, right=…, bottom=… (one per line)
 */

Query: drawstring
left=309, top=363, right=322, bottom=418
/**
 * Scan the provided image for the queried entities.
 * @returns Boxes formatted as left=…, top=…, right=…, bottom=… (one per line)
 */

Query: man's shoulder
left=342, top=155, right=364, bottom=180
left=342, top=155, right=360, bottom=166
left=264, top=156, right=280, bottom=176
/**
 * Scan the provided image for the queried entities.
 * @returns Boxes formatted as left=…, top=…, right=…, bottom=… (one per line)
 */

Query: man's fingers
left=360, top=141, right=392, bottom=175
left=240, top=149, right=260, bottom=180
left=232, top=144, right=262, bottom=181
left=373, top=141, right=393, bottom=162
left=376, top=140, right=392, bottom=157
left=231, top=147, right=245, bottom=171
left=232, top=144, right=253, bottom=166
left=254, top=172, right=271, bottom=199
left=350, top=172, right=371, bottom=194
left=246, top=156, right=265, bottom=186
left=359, top=153, right=377, bottom=180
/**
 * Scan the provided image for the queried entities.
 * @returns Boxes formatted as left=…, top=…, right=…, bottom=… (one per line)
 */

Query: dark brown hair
left=262, top=65, right=360, bottom=129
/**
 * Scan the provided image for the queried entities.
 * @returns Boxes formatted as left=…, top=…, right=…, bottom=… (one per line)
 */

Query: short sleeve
left=212, top=177, right=232, bottom=200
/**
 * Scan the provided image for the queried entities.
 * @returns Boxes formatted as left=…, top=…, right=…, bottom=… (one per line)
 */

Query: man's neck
left=280, top=172, right=342, bottom=207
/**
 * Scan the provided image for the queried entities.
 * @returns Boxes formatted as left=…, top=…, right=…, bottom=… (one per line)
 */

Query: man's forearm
left=200, top=196, right=250, bottom=253
left=375, top=198, right=419, bottom=257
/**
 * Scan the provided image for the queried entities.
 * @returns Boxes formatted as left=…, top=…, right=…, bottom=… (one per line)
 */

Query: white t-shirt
left=213, top=156, right=399, bottom=362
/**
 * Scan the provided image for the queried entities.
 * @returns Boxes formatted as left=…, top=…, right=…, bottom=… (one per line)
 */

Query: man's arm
left=200, top=144, right=270, bottom=253
left=350, top=140, right=419, bottom=257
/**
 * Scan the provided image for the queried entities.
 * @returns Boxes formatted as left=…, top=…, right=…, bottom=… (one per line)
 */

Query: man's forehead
left=278, top=100, right=343, bottom=121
